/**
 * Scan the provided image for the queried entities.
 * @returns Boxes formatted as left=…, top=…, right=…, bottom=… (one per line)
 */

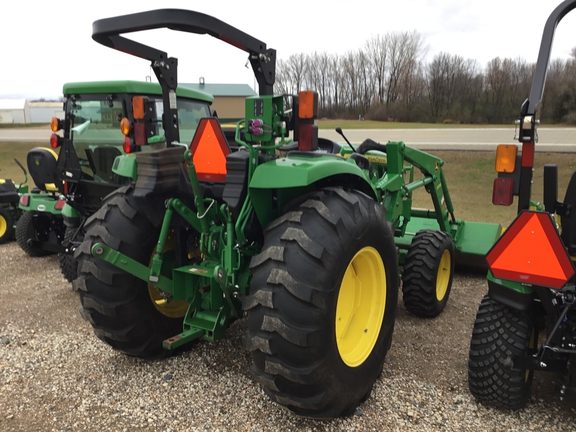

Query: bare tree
left=365, top=35, right=388, bottom=105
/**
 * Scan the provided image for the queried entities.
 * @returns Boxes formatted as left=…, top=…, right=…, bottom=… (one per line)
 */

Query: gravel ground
left=1, top=241, right=576, bottom=431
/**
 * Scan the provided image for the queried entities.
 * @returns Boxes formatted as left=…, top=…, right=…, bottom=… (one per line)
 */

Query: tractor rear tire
left=0, top=206, right=14, bottom=244
left=244, top=187, right=399, bottom=418
left=401, top=230, right=454, bottom=318
left=468, top=295, right=536, bottom=410
left=74, top=185, right=186, bottom=358
left=59, top=227, right=82, bottom=283
left=15, top=211, right=52, bottom=257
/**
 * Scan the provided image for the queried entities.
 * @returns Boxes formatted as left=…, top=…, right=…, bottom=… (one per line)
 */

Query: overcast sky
left=3, top=0, right=576, bottom=99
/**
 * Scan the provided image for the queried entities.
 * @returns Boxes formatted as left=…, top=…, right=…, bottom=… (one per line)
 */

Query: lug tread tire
left=0, top=206, right=14, bottom=244
left=244, top=187, right=399, bottom=418
left=468, top=295, right=535, bottom=410
left=401, top=229, right=454, bottom=318
left=15, top=211, right=52, bottom=257
left=74, top=185, right=181, bottom=358
left=59, top=227, right=82, bottom=283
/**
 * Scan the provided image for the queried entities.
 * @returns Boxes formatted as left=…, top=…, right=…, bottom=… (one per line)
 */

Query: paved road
left=2, top=126, right=575, bottom=151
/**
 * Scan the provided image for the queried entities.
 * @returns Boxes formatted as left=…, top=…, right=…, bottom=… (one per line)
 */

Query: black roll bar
left=92, top=9, right=276, bottom=145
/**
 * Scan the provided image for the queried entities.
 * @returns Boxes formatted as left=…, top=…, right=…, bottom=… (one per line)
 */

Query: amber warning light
left=486, top=210, right=574, bottom=289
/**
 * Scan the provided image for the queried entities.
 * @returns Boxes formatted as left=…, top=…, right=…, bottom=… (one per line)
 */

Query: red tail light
left=492, top=178, right=514, bottom=206
left=297, top=123, right=318, bottom=151
left=55, top=199, right=65, bottom=210
left=20, top=195, right=30, bottom=207
left=123, top=137, right=134, bottom=154
left=50, top=133, right=61, bottom=149
left=134, top=123, right=146, bottom=145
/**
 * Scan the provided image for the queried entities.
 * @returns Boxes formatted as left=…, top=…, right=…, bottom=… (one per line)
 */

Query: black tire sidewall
left=402, top=230, right=455, bottom=317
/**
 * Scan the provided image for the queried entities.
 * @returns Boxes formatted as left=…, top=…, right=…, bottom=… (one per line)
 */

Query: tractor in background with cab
left=16, top=80, right=214, bottom=282
left=75, top=9, right=502, bottom=418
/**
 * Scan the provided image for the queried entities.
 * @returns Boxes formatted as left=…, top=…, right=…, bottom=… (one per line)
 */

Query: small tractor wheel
left=15, top=211, right=52, bottom=257
left=59, top=227, right=83, bottom=283
left=0, top=206, right=14, bottom=244
left=74, top=185, right=187, bottom=358
left=468, top=295, right=536, bottom=409
left=401, top=230, right=454, bottom=318
left=244, top=187, right=399, bottom=418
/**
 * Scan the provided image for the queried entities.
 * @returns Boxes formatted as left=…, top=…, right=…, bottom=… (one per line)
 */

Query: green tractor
left=0, top=159, right=28, bottom=244
left=468, top=0, right=576, bottom=410
left=75, top=9, right=502, bottom=418
left=16, top=80, right=214, bottom=282
left=15, top=146, right=66, bottom=257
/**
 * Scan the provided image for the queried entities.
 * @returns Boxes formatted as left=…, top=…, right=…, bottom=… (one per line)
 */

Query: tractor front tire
left=244, top=187, right=399, bottom=418
left=0, top=206, right=14, bottom=244
left=401, top=230, right=454, bottom=318
left=59, top=227, right=83, bottom=283
left=468, top=295, right=536, bottom=410
left=74, top=185, right=185, bottom=358
left=15, top=211, right=52, bottom=257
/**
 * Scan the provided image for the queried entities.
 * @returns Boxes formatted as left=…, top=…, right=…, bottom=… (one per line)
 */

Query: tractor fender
left=249, top=153, right=377, bottom=228
left=487, top=273, right=534, bottom=312
left=61, top=203, right=81, bottom=227
left=112, top=154, right=138, bottom=181
left=250, top=153, right=374, bottom=189
left=18, top=193, right=62, bottom=215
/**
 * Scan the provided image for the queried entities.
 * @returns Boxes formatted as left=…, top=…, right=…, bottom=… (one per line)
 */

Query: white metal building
left=29, top=102, right=64, bottom=124
left=0, top=99, right=31, bottom=124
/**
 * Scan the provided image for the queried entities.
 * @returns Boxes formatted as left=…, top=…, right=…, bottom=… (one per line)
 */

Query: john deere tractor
left=0, top=159, right=28, bottom=244
left=468, top=0, right=576, bottom=410
left=16, top=80, right=214, bottom=282
left=75, top=9, right=502, bottom=418
left=15, top=146, right=66, bottom=258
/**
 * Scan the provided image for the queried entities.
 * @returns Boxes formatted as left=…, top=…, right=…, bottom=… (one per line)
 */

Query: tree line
left=274, top=31, right=576, bottom=124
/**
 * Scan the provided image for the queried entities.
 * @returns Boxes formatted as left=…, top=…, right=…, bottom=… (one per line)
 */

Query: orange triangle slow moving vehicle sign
left=189, top=118, right=230, bottom=182
left=486, top=210, right=575, bottom=289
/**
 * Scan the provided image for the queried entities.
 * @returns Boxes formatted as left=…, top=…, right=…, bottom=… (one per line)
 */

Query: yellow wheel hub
left=436, top=250, right=451, bottom=301
left=336, top=246, right=386, bottom=367
left=148, top=235, right=189, bottom=319
left=0, top=215, right=6, bottom=238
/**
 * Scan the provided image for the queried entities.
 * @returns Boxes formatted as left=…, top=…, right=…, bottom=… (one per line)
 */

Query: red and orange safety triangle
left=487, top=210, right=575, bottom=289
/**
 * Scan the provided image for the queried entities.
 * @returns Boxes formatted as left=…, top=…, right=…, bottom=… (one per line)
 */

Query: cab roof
left=62, top=80, right=214, bottom=103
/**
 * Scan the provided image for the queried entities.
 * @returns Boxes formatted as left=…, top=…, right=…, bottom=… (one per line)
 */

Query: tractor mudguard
left=61, top=203, right=80, bottom=227
left=248, top=153, right=377, bottom=228
left=112, top=154, right=138, bottom=181
left=249, top=152, right=375, bottom=189
left=18, top=193, right=63, bottom=215
left=487, top=271, right=534, bottom=312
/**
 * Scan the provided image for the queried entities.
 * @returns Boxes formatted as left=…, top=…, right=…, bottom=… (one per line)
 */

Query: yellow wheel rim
left=0, top=215, right=6, bottom=238
left=436, top=250, right=451, bottom=301
left=148, top=235, right=189, bottom=319
left=336, top=246, right=386, bottom=367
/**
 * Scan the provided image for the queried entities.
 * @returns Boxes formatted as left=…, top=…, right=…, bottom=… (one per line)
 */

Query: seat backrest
left=560, top=170, right=576, bottom=255
left=92, top=146, right=122, bottom=182
left=27, top=147, right=59, bottom=192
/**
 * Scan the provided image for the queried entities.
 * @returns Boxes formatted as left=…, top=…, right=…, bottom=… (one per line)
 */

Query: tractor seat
left=0, top=179, right=19, bottom=204
left=91, top=146, right=122, bottom=183
left=560, top=170, right=576, bottom=256
left=27, top=147, right=60, bottom=192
